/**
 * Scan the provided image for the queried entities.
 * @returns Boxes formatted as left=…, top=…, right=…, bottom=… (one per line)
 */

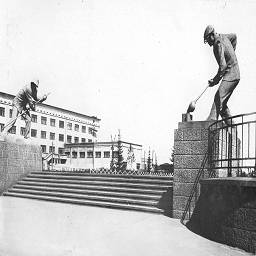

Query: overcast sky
left=0, top=0, right=256, bottom=163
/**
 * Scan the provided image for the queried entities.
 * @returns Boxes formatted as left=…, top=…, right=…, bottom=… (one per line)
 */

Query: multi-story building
left=0, top=91, right=100, bottom=165
left=64, top=141, right=142, bottom=170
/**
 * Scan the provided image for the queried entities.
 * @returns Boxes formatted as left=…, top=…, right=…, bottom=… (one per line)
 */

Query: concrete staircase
left=3, top=171, right=173, bottom=215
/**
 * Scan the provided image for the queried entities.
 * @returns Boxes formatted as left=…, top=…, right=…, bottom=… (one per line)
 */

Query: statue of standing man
left=204, top=25, right=240, bottom=125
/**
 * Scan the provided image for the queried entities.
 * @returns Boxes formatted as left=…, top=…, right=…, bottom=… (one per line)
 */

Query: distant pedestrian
left=204, top=25, right=240, bottom=125
left=1, top=79, right=47, bottom=139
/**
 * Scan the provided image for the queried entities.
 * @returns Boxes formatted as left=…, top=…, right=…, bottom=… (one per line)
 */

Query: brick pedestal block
left=0, top=140, right=42, bottom=194
left=173, top=120, right=213, bottom=219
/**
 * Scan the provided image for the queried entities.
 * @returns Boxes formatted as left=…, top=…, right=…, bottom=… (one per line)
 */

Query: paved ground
left=0, top=197, right=251, bottom=256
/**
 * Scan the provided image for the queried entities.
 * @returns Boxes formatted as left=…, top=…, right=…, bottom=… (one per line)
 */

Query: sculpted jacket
left=13, top=84, right=44, bottom=112
left=212, top=33, right=240, bottom=84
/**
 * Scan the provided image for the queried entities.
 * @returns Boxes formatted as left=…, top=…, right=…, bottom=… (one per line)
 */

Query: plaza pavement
left=0, top=197, right=251, bottom=256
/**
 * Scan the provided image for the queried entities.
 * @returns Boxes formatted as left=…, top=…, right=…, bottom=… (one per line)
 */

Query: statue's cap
left=204, top=25, right=215, bottom=43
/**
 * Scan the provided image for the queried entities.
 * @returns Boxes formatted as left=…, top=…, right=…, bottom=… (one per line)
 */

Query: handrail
left=180, top=153, right=208, bottom=225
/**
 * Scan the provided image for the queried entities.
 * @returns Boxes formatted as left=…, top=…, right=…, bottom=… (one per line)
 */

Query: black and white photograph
left=0, top=0, right=255, bottom=255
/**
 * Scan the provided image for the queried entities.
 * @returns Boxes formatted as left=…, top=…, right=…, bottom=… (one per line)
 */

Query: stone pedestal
left=172, top=120, right=212, bottom=219
left=0, top=140, right=42, bottom=194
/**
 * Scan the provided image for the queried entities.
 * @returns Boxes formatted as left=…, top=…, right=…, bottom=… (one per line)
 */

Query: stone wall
left=173, top=121, right=212, bottom=219
left=187, top=178, right=256, bottom=254
left=0, top=140, right=42, bottom=194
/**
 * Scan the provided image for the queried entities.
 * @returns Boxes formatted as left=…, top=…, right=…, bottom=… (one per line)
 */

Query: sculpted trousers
left=207, top=79, right=239, bottom=125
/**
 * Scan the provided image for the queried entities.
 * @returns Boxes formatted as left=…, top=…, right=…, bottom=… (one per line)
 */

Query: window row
left=65, top=151, right=118, bottom=159
left=41, top=145, right=65, bottom=154
left=0, top=124, right=92, bottom=143
left=0, top=107, right=88, bottom=133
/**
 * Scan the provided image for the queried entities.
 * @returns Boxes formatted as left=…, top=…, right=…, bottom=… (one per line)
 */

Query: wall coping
left=178, top=120, right=214, bottom=129
left=200, top=177, right=256, bottom=187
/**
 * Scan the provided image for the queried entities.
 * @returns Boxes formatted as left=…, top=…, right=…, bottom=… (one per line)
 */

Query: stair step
left=22, top=177, right=170, bottom=189
left=13, top=184, right=162, bottom=200
left=17, top=180, right=166, bottom=195
left=3, top=192, right=164, bottom=214
left=6, top=188, right=158, bottom=206
left=31, top=171, right=172, bottom=181
left=27, top=173, right=173, bottom=185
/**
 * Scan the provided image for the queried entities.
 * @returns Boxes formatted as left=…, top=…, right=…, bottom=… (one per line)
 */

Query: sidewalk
left=0, top=197, right=251, bottom=256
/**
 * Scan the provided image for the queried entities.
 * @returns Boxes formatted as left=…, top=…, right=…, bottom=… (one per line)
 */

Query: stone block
left=178, top=120, right=213, bottom=129
left=232, top=227, right=256, bottom=253
left=173, top=195, right=195, bottom=211
left=174, top=129, right=183, bottom=141
left=0, top=140, right=42, bottom=194
left=231, top=208, right=256, bottom=231
left=174, top=155, right=205, bottom=169
left=173, top=182, right=196, bottom=197
left=173, top=169, right=199, bottom=183
left=174, top=141, right=208, bottom=155
left=173, top=210, right=184, bottom=219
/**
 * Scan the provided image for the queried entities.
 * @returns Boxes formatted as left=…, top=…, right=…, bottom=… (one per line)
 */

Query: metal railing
left=208, top=112, right=256, bottom=177
left=180, top=153, right=208, bottom=224
left=181, top=112, right=256, bottom=224
left=45, top=167, right=173, bottom=177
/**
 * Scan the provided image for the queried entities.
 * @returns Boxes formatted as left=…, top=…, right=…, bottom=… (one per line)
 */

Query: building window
left=50, top=118, right=56, bottom=127
left=49, top=146, right=55, bottom=153
left=0, top=123, right=5, bottom=132
left=0, top=107, right=5, bottom=117
left=59, top=120, right=64, bottom=128
left=87, top=151, right=93, bottom=158
left=9, top=126, right=16, bottom=134
left=9, top=109, right=13, bottom=118
left=82, top=125, right=86, bottom=133
left=20, top=127, right=25, bottom=136
left=41, top=145, right=46, bottom=153
left=31, top=129, right=37, bottom=137
left=59, top=134, right=64, bottom=142
left=41, top=131, right=46, bottom=139
left=31, top=114, right=37, bottom=123
left=80, top=152, right=85, bottom=158
left=113, top=151, right=118, bottom=158
left=67, top=135, right=72, bottom=143
left=75, top=124, right=79, bottom=132
left=65, top=151, right=70, bottom=158
left=41, top=116, right=47, bottom=125
left=72, top=151, right=77, bottom=158
left=74, top=137, right=79, bottom=143
left=104, top=151, right=110, bottom=158
left=81, top=138, right=86, bottom=143
left=50, top=132, right=55, bottom=140
left=58, top=148, right=64, bottom=154
left=88, top=139, right=92, bottom=143
left=136, top=163, right=141, bottom=170
left=95, top=152, right=101, bottom=158
left=67, top=122, right=72, bottom=130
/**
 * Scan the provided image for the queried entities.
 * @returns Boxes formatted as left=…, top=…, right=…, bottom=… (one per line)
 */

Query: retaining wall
left=0, top=140, right=42, bottom=194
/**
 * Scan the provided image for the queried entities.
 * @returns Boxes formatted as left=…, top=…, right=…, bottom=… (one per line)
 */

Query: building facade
left=64, top=141, right=142, bottom=170
left=0, top=91, right=100, bottom=163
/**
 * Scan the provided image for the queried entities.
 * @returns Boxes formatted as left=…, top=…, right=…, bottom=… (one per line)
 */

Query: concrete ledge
left=201, top=177, right=256, bottom=187
left=178, top=120, right=213, bottom=129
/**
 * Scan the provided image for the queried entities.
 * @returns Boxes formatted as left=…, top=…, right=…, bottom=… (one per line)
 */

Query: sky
left=0, top=0, right=256, bottom=163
